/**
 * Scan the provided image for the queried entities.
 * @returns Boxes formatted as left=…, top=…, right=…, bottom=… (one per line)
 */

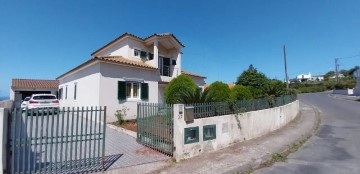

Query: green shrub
left=248, top=86, right=264, bottom=99
left=229, top=85, right=253, bottom=101
left=177, top=88, right=215, bottom=104
left=164, top=74, right=198, bottom=104
left=207, top=81, right=231, bottom=102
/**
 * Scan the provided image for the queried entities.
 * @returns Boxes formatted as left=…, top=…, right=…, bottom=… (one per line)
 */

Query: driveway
left=9, top=110, right=169, bottom=173
left=255, top=93, right=360, bottom=174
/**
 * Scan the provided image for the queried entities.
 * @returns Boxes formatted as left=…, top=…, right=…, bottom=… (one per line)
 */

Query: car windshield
left=24, top=97, right=30, bottom=101
left=33, top=96, right=56, bottom=100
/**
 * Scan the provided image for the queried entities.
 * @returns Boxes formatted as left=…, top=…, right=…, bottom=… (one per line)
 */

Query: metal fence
left=8, top=106, right=106, bottom=174
left=137, top=103, right=174, bottom=156
left=186, top=95, right=297, bottom=119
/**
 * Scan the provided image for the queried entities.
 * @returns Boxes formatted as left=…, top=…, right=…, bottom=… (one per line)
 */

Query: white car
left=26, top=94, right=59, bottom=113
left=21, top=97, right=30, bottom=110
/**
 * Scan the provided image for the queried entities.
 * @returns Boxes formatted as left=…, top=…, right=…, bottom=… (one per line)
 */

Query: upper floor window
left=134, top=49, right=141, bottom=58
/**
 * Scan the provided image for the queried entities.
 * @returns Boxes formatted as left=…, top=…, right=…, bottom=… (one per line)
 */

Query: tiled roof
left=91, top=32, right=184, bottom=56
left=144, top=33, right=185, bottom=47
left=96, top=56, right=157, bottom=70
left=181, top=70, right=206, bottom=78
left=12, top=79, right=59, bottom=89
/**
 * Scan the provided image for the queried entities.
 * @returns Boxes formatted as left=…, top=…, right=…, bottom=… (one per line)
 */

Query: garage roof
left=12, top=79, right=59, bottom=89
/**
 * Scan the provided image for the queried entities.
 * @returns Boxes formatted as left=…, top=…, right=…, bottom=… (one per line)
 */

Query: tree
left=177, top=88, right=215, bottom=104
left=236, top=64, right=270, bottom=92
left=164, top=74, right=198, bottom=104
left=264, top=80, right=286, bottom=97
left=229, top=85, right=253, bottom=101
left=349, top=66, right=360, bottom=77
left=207, top=81, right=231, bottom=102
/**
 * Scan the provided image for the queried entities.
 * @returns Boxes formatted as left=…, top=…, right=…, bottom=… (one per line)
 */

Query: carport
left=10, top=79, right=59, bottom=108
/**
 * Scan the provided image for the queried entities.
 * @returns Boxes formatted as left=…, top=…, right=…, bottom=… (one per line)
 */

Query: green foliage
left=229, top=85, right=253, bottom=101
left=177, top=88, right=216, bottom=104
left=207, top=81, right=231, bottom=102
left=248, top=86, right=264, bottom=99
left=236, top=64, right=270, bottom=92
left=164, top=74, right=198, bottom=104
left=264, top=80, right=286, bottom=97
left=115, top=106, right=129, bottom=125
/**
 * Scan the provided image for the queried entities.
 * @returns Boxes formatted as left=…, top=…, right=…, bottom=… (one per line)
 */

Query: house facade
left=57, top=33, right=206, bottom=122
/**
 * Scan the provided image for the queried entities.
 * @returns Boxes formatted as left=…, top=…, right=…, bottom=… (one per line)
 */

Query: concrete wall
left=173, top=100, right=299, bottom=161
left=58, top=63, right=101, bottom=109
left=0, top=108, right=10, bottom=172
left=333, top=89, right=354, bottom=95
left=99, top=62, right=160, bottom=122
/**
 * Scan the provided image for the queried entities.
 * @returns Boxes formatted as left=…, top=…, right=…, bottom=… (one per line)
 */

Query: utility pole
left=283, top=45, right=289, bottom=90
left=335, top=58, right=339, bottom=84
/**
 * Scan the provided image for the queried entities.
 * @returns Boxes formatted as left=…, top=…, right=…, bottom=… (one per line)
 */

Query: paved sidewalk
left=105, top=101, right=320, bottom=174
left=328, top=94, right=360, bottom=102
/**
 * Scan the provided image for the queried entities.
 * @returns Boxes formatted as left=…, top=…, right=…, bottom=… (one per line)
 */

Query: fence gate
left=137, top=103, right=174, bottom=156
left=7, top=106, right=106, bottom=174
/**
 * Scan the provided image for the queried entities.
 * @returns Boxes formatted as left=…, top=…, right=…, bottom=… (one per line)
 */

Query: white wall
left=99, top=62, right=161, bottom=122
left=173, top=100, right=299, bottom=161
left=333, top=89, right=354, bottom=95
left=189, top=76, right=206, bottom=87
left=58, top=63, right=101, bottom=109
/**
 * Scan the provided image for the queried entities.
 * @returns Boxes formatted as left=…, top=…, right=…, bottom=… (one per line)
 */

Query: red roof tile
left=97, top=56, right=156, bottom=70
left=12, top=79, right=59, bottom=89
left=181, top=70, right=206, bottom=78
left=91, top=32, right=184, bottom=56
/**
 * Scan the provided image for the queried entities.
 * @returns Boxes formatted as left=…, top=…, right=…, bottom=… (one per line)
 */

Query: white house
left=354, top=69, right=360, bottom=96
left=56, top=32, right=206, bottom=122
left=296, top=72, right=312, bottom=82
left=310, top=75, right=324, bottom=82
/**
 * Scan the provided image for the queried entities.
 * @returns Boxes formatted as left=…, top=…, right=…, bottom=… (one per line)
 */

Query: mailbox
left=184, top=106, right=194, bottom=122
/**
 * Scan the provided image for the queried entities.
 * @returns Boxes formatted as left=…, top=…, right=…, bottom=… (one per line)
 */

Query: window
left=159, top=56, right=171, bottom=76
left=140, top=51, right=147, bottom=59
left=59, top=88, right=63, bottom=100
left=203, top=125, right=216, bottom=141
left=172, top=59, right=177, bottom=65
left=126, top=82, right=140, bottom=99
left=65, top=86, right=68, bottom=100
left=134, top=49, right=141, bottom=58
left=118, top=81, right=148, bottom=101
left=74, top=83, right=77, bottom=100
left=184, top=127, right=199, bottom=144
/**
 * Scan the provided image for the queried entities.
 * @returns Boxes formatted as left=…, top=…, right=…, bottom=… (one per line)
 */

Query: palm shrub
left=164, top=74, right=198, bottom=104
left=177, top=88, right=215, bottom=104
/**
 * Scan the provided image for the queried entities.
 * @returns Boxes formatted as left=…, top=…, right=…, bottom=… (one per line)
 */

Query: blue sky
left=1, top=0, right=360, bottom=97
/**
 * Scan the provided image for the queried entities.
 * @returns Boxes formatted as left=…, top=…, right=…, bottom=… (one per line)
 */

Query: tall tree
left=236, top=64, right=269, bottom=92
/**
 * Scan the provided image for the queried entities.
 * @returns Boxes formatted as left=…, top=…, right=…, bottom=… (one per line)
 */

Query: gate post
left=173, top=104, right=185, bottom=162
left=0, top=108, right=9, bottom=173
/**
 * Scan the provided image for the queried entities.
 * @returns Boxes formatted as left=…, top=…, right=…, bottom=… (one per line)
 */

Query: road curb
left=242, top=101, right=322, bottom=174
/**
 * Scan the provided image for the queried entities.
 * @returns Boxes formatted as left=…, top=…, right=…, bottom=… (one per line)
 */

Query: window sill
left=126, top=98, right=142, bottom=102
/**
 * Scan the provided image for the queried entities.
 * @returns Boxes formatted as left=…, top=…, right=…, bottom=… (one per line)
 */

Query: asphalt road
left=256, top=93, right=360, bottom=174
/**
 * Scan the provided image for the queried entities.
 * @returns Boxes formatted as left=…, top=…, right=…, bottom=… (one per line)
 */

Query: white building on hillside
left=57, top=32, right=206, bottom=122
left=296, top=72, right=312, bottom=82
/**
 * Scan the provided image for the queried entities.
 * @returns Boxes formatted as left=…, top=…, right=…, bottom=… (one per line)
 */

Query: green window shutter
left=118, top=81, right=126, bottom=100
left=141, top=83, right=149, bottom=100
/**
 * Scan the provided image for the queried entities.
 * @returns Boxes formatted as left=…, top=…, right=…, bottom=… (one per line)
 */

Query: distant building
left=296, top=72, right=312, bottom=82
left=330, top=73, right=345, bottom=79
left=310, top=75, right=324, bottom=82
